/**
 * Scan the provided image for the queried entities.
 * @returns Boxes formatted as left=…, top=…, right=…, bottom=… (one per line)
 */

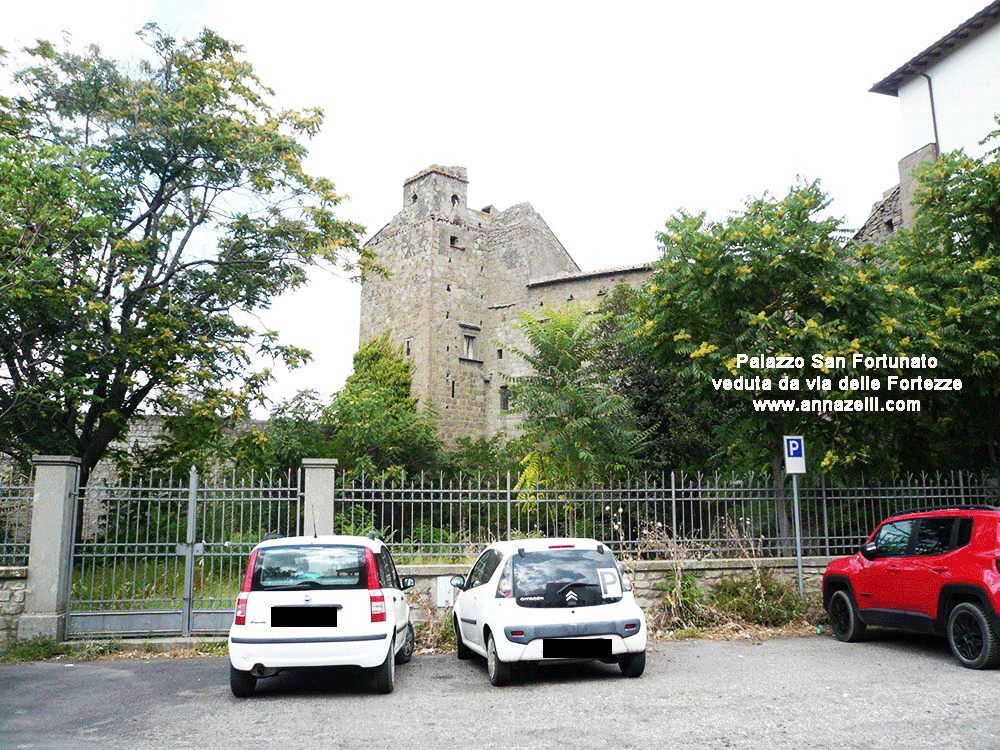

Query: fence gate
left=66, top=467, right=301, bottom=638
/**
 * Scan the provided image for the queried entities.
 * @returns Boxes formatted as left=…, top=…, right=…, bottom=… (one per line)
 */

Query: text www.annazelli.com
left=751, top=397, right=921, bottom=413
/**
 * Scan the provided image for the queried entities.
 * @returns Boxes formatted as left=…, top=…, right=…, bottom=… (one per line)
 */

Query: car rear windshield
left=513, top=549, right=623, bottom=608
left=252, top=545, right=366, bottom=591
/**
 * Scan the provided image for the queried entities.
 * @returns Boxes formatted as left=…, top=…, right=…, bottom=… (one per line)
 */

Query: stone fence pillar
left=302, top=458, right=339, bottom=536
left=19, top=456, right=80, bottom=641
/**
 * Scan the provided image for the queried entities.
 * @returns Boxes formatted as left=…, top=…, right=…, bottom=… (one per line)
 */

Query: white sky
left=3, top=1, right=991, bottom=415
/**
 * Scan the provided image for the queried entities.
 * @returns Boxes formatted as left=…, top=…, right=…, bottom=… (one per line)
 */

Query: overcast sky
left=3, top=1, right=991, bottom=414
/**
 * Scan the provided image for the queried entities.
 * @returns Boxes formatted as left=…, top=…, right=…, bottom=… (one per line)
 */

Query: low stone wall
left=398, top=557, right=834, bottom=624
left=0, top=567, right=28, bottom=642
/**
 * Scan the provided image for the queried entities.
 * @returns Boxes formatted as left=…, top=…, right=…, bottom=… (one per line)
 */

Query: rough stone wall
left=0, top=568, right=27, bottom=642
left=853, top=185, right=902, bottom=246
left=397, top=557, right=829, bottom=624
left=360, top=165, right=654, bottom=444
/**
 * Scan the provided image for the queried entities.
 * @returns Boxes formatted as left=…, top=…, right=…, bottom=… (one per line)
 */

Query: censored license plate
left=542, top=637, right=611, bottom=658
left=271, top=606, right=338, bottom=627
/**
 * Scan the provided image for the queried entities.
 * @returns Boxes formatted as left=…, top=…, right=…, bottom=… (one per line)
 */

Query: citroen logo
left=303, top=594, right=312, bottom=603
left=565, top=590, right=578, bottom=604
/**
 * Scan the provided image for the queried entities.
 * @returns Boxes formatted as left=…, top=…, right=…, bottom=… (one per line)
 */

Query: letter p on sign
left=784, top=435, right=806, bottom=475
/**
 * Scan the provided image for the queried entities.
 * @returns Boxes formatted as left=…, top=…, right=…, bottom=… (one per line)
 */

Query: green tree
left=645, top=180, right=911, bottom=542
left=0, top=27, right=365, bottom=487
left=323, top=333, right=441, bottom=476
left=511, top=303, right=645, bottom=488
left=443, top=433, right=532, bottom=480
left=592, top=284, right=727, bottom=474
left=890, top=132, right=1000, bottom=470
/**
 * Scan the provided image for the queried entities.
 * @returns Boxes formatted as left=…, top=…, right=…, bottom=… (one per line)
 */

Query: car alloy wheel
left=829, top=589, right=866, bottom=643
left=948, top=602, right=1000, bottom=669
left=486, top=633, right=512, bottom=687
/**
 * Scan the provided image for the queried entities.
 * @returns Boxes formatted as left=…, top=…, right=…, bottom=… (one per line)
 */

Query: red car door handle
left=932, top=567, right=949, bottom=573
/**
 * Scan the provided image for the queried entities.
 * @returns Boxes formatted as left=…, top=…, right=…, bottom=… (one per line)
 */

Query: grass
left=70, top=558, right=244, bottom=610
left=1, top=636, right=73, bottom=663
left=0, top=636, right=229, bottom=663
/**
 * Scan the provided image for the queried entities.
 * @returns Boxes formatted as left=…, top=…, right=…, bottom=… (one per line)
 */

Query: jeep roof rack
left=890, top=504, right=1000, bottom=516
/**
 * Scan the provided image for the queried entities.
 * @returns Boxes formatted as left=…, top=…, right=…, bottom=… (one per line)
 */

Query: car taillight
left=365, top=547, right=386, bottom=623
left=548, top=544, right=574, bottom=548
left=234, top=547, right=258, bottom=626
left=496, top=559, right=513, bottom=598
left=234, top=593, right=249, bottom=626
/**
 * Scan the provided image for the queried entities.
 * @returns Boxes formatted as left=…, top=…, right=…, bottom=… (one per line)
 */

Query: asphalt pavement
left=1, top=631, right=998, bottom=750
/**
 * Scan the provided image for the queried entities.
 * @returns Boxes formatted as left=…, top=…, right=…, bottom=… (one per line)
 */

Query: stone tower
left=360, top=165, right=651, bottom=443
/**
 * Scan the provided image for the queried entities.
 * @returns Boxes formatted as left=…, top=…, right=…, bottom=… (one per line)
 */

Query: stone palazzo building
left=359, top=165, right=651, bottom=443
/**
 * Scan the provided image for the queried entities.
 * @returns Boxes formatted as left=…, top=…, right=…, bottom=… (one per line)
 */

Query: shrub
left=1, top=636, right=73, bottom=663
left=708, top=569, right=805, bottom=626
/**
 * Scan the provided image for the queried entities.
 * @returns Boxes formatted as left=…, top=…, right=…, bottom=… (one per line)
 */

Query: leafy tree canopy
left=511, top=303, right=645, bottom=488
left=889, top=127, right=1000, bottom=469
left=592, top=284, right=727, bottom=474
left=321, top=333, right=441, bottom=476
left=0, top=26, right=365, bottom=485
left=644, top=180, right=909, bottom=479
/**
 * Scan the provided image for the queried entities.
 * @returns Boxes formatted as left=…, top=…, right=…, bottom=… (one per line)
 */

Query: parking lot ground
left=2, top=631, right=998, bottom=750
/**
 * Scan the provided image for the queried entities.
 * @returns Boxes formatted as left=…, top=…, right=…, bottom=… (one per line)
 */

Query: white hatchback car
left=451, top=537, right=647, bottom=686
left=228, top=535, right=415, bottom=696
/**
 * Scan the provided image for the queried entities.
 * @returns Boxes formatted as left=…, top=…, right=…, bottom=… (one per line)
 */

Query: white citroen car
left=451, top=537, right=647, bottom=686
left=228, top=535, right=415, bottom=697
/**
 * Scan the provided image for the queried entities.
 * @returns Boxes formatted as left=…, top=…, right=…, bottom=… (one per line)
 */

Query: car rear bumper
left=228, top=630, right=390, bottom=670
left=496, top=618, right=646, bottom=662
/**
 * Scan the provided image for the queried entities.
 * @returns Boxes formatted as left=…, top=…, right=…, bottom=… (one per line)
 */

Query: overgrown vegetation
left=0, top=636, right=229, bottom=663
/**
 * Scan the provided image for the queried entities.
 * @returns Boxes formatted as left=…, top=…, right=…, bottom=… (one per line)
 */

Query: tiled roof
left=871, top=1, right=1000, bottom=96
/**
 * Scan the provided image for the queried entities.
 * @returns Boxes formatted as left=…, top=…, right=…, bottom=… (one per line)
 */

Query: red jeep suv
left=823, top=506, right=1000, bottom=669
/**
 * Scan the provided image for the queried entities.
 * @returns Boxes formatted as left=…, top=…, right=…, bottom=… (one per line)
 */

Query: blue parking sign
left=784, top=435, right=806, bottom=474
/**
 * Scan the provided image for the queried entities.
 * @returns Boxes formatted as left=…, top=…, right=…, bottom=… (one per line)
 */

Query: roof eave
left=870, top=1, right=1000, bottom=97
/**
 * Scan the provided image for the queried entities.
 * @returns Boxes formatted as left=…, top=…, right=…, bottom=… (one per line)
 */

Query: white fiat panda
left=228, top=535, right=415, bottom=696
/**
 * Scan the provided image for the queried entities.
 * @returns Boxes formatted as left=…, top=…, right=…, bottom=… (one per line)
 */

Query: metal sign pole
left=784, top=435, right=806, bottom=601
left=792, top=473, right=804, bottom=600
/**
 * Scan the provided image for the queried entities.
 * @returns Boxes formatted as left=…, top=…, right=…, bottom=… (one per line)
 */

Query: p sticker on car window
left=597, top=568, right=622, bottom=599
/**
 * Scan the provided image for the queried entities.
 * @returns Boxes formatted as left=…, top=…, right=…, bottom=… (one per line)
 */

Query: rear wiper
left=262, top=581, right=322, bottom=590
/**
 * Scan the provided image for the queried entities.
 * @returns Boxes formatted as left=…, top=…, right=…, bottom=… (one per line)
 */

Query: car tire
left=618, top=650, right=646, bottom=678
left=947, top=602, right=1000, bottom=669
left=454, top=616, right=471, bottom=660
left=396, top=623, right=415, bottom=664
left=373, top=636, right=395, bottom=694
left=486, top=632, right=513, bottom=687
left=229, top=664, right=256, bottom=698
left=829, top=589, right=866, bottom=643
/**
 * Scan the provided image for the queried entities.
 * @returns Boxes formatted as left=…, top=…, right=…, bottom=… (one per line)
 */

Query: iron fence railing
left=330, top=470, right=1000, bottom=563
left=9, top=466, right=1000, bottom=575
left=67, top=467, right=301, bottom=637
left=0, top=468, right=32, bottom=567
